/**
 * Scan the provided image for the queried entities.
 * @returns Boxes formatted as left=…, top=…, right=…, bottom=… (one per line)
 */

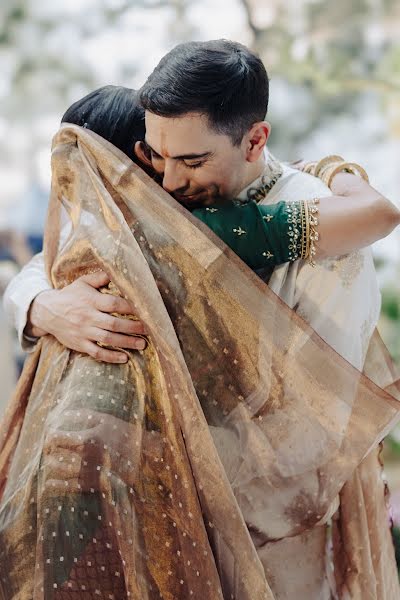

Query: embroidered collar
left=236, top=151, right=284, bottom=204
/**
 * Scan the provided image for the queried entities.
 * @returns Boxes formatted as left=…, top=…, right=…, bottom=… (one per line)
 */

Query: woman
left=0, top=87, right=399, bottom=600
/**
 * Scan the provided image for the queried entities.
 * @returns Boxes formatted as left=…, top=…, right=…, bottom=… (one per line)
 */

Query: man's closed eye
left=185, top=161, right=205, bottom=170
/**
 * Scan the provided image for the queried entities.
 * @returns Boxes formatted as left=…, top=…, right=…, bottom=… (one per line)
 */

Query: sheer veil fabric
left=0, top=125, right=399, bottom=599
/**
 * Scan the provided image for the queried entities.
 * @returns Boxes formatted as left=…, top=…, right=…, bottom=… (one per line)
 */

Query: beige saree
left=0, top=125, right=399, bottom=599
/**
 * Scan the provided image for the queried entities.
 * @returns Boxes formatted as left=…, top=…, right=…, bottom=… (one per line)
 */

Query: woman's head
left=61, top=85, right=146, bottom=161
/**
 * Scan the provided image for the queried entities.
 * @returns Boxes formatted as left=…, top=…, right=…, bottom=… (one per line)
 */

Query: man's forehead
left=145, top=111, right=215, bottom=156
left=145, top=110, right=206, bottom=128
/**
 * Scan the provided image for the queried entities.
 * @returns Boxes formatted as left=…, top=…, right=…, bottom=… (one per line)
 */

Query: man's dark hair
left=139, top=39, right=269, bottom=146
left=62, top=85, right=145, bottom=160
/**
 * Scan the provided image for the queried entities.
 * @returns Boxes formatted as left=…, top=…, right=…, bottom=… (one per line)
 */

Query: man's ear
left=134, top=141, right=153, bottom=168
left=244, top=121, right=271, bottom=163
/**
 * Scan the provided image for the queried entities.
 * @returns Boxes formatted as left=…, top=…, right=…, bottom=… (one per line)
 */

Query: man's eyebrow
left=173, top=151, right=212, bottom=160
left=144, top=140, right=212, bottom=161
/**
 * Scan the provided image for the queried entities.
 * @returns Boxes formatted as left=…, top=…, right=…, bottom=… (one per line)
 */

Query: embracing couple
left=2, top=39, right=400, bottom=600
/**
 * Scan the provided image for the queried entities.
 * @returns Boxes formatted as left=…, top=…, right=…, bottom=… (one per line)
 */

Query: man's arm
left=3, top=250, right=52, bottom=351
left=3, top=252, right=149, bottom=363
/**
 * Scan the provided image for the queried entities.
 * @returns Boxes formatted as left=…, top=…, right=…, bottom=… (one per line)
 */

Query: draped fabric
left=0, top=124, right=399, bottom=599
left=332, top=331, right=400, bottom=599
left=247, top=161, right=400, bottom=598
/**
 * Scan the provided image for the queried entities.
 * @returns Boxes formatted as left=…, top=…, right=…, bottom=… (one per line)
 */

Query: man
left=4, top=40, right=400, bottom=598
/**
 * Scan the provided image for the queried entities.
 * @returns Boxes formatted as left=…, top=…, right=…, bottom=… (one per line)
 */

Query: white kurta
left=258, top=164, right=381, bottom=369
left=243, top=163, right=382, bottom=599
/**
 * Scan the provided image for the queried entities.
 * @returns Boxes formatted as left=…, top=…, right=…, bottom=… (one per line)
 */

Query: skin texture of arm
left=314, top=172, right=400, bottom=259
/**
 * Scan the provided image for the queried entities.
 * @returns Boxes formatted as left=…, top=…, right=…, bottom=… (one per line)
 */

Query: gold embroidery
left=246, top=155, right=284, bottom=202
left=262, top=251, right=274, bottom=259
left=300, top=200, right=308, bottom=259
left=206, top=207, right=218, bottom=213
left=285, top=199, right=320, bottom=265
left=305, top=198, right=320, bottom=267
left=233, top=226, right=246, bottom=236
left=286, top=201, right=304, bottom=261
left=327, top=251, right=365, bottom=288
left=263, top=214, right=274, bottom=222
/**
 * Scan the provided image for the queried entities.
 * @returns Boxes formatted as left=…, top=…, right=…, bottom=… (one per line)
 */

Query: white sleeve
left=3, top=216, right=72, bottom=352
left=3, top=250, right=51, bottom=352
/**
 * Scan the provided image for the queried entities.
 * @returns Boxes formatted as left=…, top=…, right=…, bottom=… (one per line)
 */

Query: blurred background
left=0, top=0, right=400, bottom=562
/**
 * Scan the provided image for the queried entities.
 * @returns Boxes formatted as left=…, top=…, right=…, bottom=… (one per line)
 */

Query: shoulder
left=279, top=163, right=332, bottom=197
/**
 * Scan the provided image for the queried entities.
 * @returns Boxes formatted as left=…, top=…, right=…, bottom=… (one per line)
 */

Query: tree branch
left=238, top=0, right=263, bottom=38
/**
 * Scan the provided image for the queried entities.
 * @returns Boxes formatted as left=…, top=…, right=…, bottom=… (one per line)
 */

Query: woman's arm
left=315, top=172, right=400, bottom=259
left=192, top=174, right=399, bottom=271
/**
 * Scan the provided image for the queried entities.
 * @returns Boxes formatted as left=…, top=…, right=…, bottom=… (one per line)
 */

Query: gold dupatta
left=332, top=332, right=400, bottom=599
left=0, top=125, right=399, bottom=600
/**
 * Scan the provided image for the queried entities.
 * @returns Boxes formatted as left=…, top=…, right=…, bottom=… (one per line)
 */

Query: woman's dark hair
left=139, top=39, right=269, bottom=146
left=61, top=85, right=145, bottom=160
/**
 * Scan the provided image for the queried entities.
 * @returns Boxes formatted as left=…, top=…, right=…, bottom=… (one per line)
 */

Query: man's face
left=144, top=111, right=250, bottom=208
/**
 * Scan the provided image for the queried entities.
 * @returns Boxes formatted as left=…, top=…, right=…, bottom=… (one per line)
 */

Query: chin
left=175, top=193, right=207, bottom=206
left=174, top=185, right=221, bottom=208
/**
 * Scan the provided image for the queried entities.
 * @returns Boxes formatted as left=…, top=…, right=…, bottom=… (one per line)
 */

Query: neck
left=238, top=156, right=267, bottom=195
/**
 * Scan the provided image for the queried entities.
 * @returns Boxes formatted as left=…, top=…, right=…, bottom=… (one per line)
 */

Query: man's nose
left=162, top=161, right=188, bottom=193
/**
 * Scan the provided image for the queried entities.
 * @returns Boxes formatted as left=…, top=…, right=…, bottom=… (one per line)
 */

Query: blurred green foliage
left=393, top=526, right=400, bottom=573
